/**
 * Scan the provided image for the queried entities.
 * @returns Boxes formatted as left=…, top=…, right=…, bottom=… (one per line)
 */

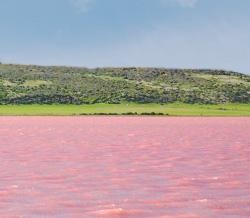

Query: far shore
left=0, top=103, right=249, bottom=116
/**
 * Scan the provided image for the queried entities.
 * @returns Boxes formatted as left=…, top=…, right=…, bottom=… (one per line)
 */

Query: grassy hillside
left=0, top=64, right=249, bottom=104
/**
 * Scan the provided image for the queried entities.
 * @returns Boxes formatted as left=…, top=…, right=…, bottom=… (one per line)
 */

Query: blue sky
left=0, top=0, right=250, bottom=73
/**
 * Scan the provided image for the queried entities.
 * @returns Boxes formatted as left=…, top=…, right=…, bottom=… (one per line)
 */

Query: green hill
left=0, top=64, right=249, bottom=104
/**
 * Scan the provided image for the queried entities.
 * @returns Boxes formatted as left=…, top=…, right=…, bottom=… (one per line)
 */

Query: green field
left=0, top=103, right=249, bottom=116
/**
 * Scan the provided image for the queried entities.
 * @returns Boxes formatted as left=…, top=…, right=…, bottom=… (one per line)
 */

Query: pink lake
left=0, top=117, right=250, bottom=218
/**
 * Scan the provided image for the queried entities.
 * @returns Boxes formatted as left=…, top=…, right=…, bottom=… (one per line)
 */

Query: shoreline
left=0, top=103, right=249, bottom=116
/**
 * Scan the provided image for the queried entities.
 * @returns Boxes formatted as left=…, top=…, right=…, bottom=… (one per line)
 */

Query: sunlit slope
left=0, top=64, right=249, bottom=104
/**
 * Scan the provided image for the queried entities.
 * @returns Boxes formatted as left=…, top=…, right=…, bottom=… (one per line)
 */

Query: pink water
left=0, top=117, right=249, bottom=218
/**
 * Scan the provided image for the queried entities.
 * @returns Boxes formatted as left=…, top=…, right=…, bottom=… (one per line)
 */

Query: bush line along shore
left=0, top=103, right=249, bottom=116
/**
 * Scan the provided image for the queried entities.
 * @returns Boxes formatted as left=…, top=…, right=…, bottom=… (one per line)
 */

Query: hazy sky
left=1, top=0, right=250, bottom=73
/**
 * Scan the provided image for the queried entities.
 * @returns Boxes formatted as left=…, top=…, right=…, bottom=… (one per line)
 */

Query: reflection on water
left=0, top=117, right=249, bottom=218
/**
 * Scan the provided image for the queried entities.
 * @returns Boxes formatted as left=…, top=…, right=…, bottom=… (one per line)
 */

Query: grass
left=22, top=80, right=52, bottom=87
left=192, top=73, right=249, bottom=85
left=0, top=103, right=249, bottom=116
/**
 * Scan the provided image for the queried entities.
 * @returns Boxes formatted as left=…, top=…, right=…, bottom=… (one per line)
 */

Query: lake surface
left=0, top=117, right=249, bottom=218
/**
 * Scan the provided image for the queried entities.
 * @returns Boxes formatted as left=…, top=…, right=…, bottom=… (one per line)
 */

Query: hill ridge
left=0, top=64, right=249, bottom=104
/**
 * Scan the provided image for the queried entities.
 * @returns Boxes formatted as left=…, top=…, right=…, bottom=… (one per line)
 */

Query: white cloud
left=162, top=0, right=199, bottom=8
left=7, top=22, right=250, bottom=74
left=176, top=0, right=198, bottom=7
left=70, top=0, right=93, bottom=13
left=69, top=0, right=198, bottom=13
left=73, top=22, right=249, bottom=74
